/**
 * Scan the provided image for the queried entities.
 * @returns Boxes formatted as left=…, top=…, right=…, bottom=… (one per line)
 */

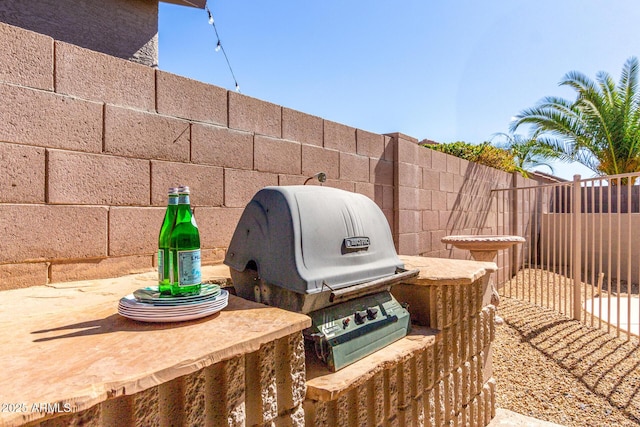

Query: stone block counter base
left=0, top=266, right=310, bottom=427
left=303, top=256, right=498, bottom=426
left=0, top=258, right=498, bottom=427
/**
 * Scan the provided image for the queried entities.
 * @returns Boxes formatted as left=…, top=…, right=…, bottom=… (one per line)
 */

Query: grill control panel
left=303, top=291, right=410, bottom=371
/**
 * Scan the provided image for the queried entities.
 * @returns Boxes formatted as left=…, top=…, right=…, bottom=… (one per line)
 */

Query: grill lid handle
left=328, top=268, right=420, bottom=304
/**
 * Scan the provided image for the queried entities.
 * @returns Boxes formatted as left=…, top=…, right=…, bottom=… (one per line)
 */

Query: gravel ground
left=493, top=296, right=640, bottom=426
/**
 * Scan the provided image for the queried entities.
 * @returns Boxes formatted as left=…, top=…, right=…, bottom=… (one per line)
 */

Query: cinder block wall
left=0, top=0, right=159, bottom=67
left=0, top=21, right=542, bottom=290
left=0, top=22, right=394, bottom=289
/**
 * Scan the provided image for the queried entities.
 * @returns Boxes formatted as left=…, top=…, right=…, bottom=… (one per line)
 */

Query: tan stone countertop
left=0, top=265, right=311, bottom=427
left=400, top=255, right=497, bottom=286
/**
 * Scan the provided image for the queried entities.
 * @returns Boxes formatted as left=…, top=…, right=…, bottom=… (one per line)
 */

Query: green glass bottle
left=158, top=187, right=179, bottom=295
left=168, top=186, right=202, bottom=296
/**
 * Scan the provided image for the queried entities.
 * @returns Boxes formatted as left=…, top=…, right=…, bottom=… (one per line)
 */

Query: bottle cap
left=168, top=187, right=179, bottom=194
left=178, top=186, right=190, bottom=194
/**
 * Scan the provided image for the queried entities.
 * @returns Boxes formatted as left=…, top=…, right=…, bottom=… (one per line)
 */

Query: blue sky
left=158, top=1, right=640, bottom=180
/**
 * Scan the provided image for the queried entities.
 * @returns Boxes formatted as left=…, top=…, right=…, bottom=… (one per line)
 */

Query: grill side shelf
left=329, top=268, right=420, bottom=304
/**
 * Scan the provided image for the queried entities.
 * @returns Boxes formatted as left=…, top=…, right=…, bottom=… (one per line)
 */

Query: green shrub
left=423, top=141, right=518, bottom=174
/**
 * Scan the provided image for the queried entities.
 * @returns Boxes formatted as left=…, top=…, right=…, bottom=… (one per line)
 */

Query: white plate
left=118, top=293, right=228, bottom=323
left=118, top=300, right=228, bottom=316
left=120, top=290, right=228, bottom=311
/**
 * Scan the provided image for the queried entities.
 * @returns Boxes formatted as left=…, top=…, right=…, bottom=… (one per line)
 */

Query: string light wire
left=205, top=3, right=240, bottom=92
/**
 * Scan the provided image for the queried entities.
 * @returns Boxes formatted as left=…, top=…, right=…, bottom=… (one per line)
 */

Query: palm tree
left=491, top=133, right=558, bottom=178
left=510, top=57, right=640, bottom=183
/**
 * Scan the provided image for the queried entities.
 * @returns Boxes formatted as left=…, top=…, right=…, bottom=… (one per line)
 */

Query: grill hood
left=224, top=186, right=403, bottom=296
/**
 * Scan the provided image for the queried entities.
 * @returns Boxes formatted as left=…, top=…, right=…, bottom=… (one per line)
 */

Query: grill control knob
left=366, top=307, right=379, bottom=320
left=354, top=310, right=368, bottom=324
left=342, top=318, right=350, bottom=328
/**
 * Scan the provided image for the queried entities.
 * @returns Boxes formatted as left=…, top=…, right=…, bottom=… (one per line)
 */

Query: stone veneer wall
left=33, top=332, right=306, bottom=427
left=305, top=274, right=496, bottom=426
left=0, top=20, right=543, bottom=290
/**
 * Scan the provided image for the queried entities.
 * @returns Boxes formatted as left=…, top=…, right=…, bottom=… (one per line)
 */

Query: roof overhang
left=160, top=0, right=206, bottom=8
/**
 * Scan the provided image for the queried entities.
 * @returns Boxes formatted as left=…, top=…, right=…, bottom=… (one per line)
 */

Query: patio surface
left=489, top=409, right=566, bottom=426
left=585, top=296, right=640, bottom=337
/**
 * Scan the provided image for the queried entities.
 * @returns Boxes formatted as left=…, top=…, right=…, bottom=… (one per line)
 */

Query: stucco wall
left=0, top=20, right=542, bottom=289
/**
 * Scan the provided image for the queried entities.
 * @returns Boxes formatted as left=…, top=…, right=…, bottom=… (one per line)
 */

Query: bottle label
left=168, top=196, right=179, bottom=205
left=158, top=249, right=164, bottom=281
left=178, top=194, right=190, bottom=205
left=177, top=249, right=201, bottom=286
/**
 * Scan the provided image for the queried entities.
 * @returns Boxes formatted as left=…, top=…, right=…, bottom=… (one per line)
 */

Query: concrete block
left=47, top=150, right=150, bottom=205
left=55, top=41, right=155, bottom=111
left=431, top=150, right=448, bottom=172
left=0, top=22, right=53, bottom=90
left=447, top=155, right=460, bottom=175
left=301, top=144, right=339, bottom=178
left=370, top=158, right=393, bottom=185
left=104, top=105, right=190, bottom=162
left=0, top=143, right=45, bottom=203
left=49, top=255, right=153, bottom=284
left=229, top=91, right=281, bottom=137
left=355, top=182, right=375, bottom=201
left=340, top=152, right=369, bottom=182
left=194, top=207, right=244, bottom=248
left=201, top=248, right=226, bottom=265
left=192, top=124, right=253, bottom=170
left=398, top=210, right=421, bottom=234
left=303, top=399, right=329, bottom=427
left=156, top=70, right=227, bottom=125
left=278, top=174, right=309, bottom=186
left=184, top=369, right=206, bottom=426
left=454, top=367, right=463, bottom=417
left=397, top=138, right=420, bottom=164
left=434, top=379, right=445, bottom=426
left=324, top=179, right=355, bottom=192
left=422, top=169, right=440, bottom=191
left=324, top=120, right=356, bottom=153
left=398, top=186, right=420, bottom=210
left=418, top=145, right=432, bottom=168
left=245, top=341, right=278, bottom=425
left=419, top=189, right=432, bottom=211
left=397, top=360, right=413, bottom=409
left=108, top=207, right=164, bottom=256
left=355, top=383, right=369, bottom=427
left=383, top=135, right=394, bottom=161
left=0, top=84, right=102, bottom=152
left=0, top=205, right=107, bottom=263
left=335, top=392, right=352, bottom=427
left=425, top=387, right=435, bottom=427
left=356, top=129, right=385, bottom=158
left=275, top=333, right=306, bottom=411
left=432, top=191, right=447, bottom=211
left=439, top=172, right=454, bottom=193
left=255, top=136, right=301, bottom=175
left=398, top=162, right=421, bottom=188
left=461, top=362, right=471, bottom=408
left=422, top=211, right=439, bottom=232
left=371, top=372, right=385, bottom=426
left=133, top=387, right=159, bottom=427
left=207, top=355, right=246, bottom=427
left=444, top=372, right=455, bottom=423
left=385, top=367, right=398, bottom=420
left=273, top=404, right=305, bottom=427
left=282, top=108, right=322, bottom=146
left=224, top=169, right=278, bottom=208
left=397, top=233, right=419, bottom=256
left=150, top=160, right=223, bottom=207
left=0, top=262, right=49, bottom=290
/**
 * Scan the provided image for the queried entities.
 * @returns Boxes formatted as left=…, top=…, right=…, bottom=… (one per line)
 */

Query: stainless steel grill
left=224, top=185, right=418, bottom=371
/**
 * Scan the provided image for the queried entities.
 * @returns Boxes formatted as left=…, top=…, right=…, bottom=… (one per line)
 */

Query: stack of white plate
left=118, top=283, right=228, bottom=323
